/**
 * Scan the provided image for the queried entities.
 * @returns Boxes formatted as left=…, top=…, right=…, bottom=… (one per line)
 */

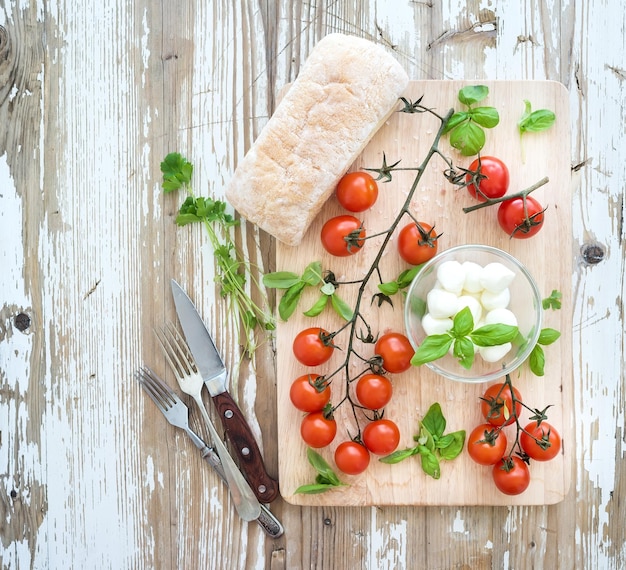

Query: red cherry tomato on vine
left=320, top=215, right=366, bottom=257
left=466, top=423, right=508, bottom=466
left=362, top=419, right=401, bottom=455
left=520, top=421, right=562, bottom=461
left=397, top=222, right=439, bottom=265
left=334, top=441, right=371, bottom=475
left=466, top=156, right=509, bottom=201
left=497, top=195, right=545, bottom=239
left=375, top=332, right=414, bottom=373
left=355, top=373, right=393, bottom=410
left=300, top=411, right=337, bottom=448
left=292, top=327, right=335, bottom=366
left=480, top=383, right=523, bottom=427
left=289, top=374, right=331, bottom=412
left=492, top=456, right=531, bottom=495
left=336, top=172, right=379, bottom=212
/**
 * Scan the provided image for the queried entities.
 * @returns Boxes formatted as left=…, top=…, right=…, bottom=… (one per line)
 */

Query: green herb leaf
left=302, top=261, right=324, bottom=286
left=307, top=448, right=342, bottom=486
left=331, top=293, right=354, bottom=321
left=161, top=152, right=193, bottom=192
left=418, top=446, right=441, bottom=479
left=468, top=106, right=500, bottom=129
left=262, top=271, right=302, bottom=289
left=295, top=483, right=344, bottom=495
left=421, top=403, right=446, bottom=438
left=538, top=327, right=561, bottom=346
left=303, top=294, right=328, bottom=317
left=278, top=282, right=306, bottom=321
left=458, top=85, right=489, bottom=106
left=442, top=111, right=470, bottom=134
left=470, top=323, right=518, bottom=346
left=378, top=281, right=400, bottom=296
left=436, top=430, right=466, bottom=460
left=449, top=120, right=486, bottom=156
left=397, top=266, right=421, bottom=288
left=529, top=343, right=546, bottom=376
left=452, top=306, right=474, bottom=337
left=379, top=446, right=420, bottom=464
left=518, top=100, right=556, bottom=134
left=410, top=334, right=453, bottom=366
left=453, top=337, right=476, bottom=369
left=542, top=290, right=562, bottom=310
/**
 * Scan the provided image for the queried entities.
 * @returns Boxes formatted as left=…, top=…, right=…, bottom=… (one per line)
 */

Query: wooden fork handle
left=211, top=391, right=280, bottom=503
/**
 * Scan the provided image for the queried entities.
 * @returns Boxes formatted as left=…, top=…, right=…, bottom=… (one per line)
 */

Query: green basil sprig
left=528, top=327, right=561, bottom=376
left=380, top=403, right=465, bottom=479
left=410, top=306, right=519, bottom=369
left=295, top=448, right=348, bottom=494
left=443, top=85, right=500, bottom=156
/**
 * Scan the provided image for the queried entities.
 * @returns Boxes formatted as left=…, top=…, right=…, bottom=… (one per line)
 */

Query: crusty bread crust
left=225, top=33, right=409, bottom=246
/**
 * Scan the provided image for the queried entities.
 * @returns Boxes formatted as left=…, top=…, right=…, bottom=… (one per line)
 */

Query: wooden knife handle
left=211, top=391, right=280, bottom=503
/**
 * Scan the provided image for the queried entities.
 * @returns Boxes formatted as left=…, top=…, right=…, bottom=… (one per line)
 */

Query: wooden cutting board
left=275, top=80, right=572, bottom=506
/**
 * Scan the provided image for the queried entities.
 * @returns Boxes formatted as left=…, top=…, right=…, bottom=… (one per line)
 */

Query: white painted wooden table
left=1, top=1, right=624, bottom=568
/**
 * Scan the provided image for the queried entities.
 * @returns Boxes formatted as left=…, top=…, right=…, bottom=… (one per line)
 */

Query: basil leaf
left=469, top=106, right=500, bottom=128
left=449, top=121, right=486, bottom=156
left=301, top=261, right=323, bottom=285
left=379, top=446, right=420, bottom=464
left=320, top=282, right=336, bottom=295
left=519, top=102, right=556, bottom=133
left=303, top=294, right=328, bottom=317
left=262, top=271, right=301, bottom=289
left=411, top=334, right=453, bottom=366
left=529, top=344, right=546, bottom=376
left=458, top=85, right=489, bottom=106
left=452, top=306, right=474, bottom=337
left=378, top=281, right=400, bottom=296
left=307, top=448, right=338, bottom=482
left=397, top=266, right=421, bottom=288
left=453, top=337, right=475, bottom=369
left=418, top=446, right=441, bottom=479
left=295, top=483, right=342, bottom=495
left=442, top=111, right=470, bottom=134
left=538, top=327, right=561, bottom=345
left=422, top=403, right=446, bottom=438
left=331, top=293, right=354, bottom=321
left=278, top=282, right=306, bottom=321
left=418, top=423, right=436, bottom=451
left=437, top=430, right=466, bottom=460
left=470, top=323, right=518, bottom=346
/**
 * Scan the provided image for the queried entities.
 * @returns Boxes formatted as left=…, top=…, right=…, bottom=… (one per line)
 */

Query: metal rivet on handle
left=241, top=447, right=250, bottom=456
left=224, top=409, right=234, bottom=419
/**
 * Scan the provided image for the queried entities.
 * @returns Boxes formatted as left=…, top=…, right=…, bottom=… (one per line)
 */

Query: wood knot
left=581, top=242, right=605, bottom=265
left=14, top=312, right=31, bottom=332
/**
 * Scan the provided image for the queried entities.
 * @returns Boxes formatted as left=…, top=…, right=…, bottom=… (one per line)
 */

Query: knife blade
left=171, top=279, right=280, bottom=503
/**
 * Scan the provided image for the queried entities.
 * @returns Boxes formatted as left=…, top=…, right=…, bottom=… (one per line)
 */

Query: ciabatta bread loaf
left=225, top=33, right=409, bottom=246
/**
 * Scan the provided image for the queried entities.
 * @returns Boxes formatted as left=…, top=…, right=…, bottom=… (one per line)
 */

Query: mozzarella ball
left=427, top=288, right=459, bottom=318
left=479, top=262, right=516, bottom=293
left=478, top=342, right=513, bottom=362
left=481, top=287, right=511, bottom=311
left=484, top=308, right=518, bottom=327
left=422, top=313, right=453, bottom=335
left=462, top=261, right=484, bottom=293
left=436, top=260, right=465, bottom=294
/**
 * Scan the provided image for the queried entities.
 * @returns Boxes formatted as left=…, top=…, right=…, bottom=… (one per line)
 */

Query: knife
left=171, top=279, right=280, bottom=503
left=136, top=368, right=283, bottom=538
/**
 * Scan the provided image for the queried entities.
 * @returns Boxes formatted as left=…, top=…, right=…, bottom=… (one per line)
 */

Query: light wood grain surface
left=1, top=1, right=624, bottom=569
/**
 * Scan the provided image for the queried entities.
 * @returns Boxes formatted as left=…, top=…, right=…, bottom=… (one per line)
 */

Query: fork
left=135, top=366, right=283, bottom=537
left=155, top=324, right=261, bottom=522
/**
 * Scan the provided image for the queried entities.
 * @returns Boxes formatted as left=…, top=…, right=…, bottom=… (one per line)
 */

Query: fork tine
left=155, top=324, right=195, bottom=378
left=137, top=366, right=176, bottom=408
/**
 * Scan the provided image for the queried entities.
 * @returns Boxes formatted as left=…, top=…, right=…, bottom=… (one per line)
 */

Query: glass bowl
left=403, top=244, right=542, bottom=383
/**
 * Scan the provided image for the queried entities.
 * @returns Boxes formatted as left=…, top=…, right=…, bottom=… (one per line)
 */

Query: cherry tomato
left=292, top=327, right=335, bottom=366
left=520, top=421, right=561, bottom=461
left=497, top=195, right=545, bottom=239
left=289, top=374, right=331, bottom=412
left=466, top=424, right=508, bottom=466
left=320, top=215, right=366, bottom=257
left=355, top=373, right=393, bottom=410
left=300, top=411, right=337, bottom=448
left=480, top=383, right=523, bottom=427
left=336, top=172, right=379, bottom=212
left=466, top=156, right=509, bottom=201
left=334, top=441, right=371, bottom=475
left=374, top=332, right=415, bottom=374
left=362, top=419, right=400, bottom=455
left=492, top=456, right=531, bottom=495
left=397, top=222, right=439, bottom=265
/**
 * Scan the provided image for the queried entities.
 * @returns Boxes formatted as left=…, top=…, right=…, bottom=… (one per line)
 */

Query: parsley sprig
left=161, top=153, right=275, bottom=356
